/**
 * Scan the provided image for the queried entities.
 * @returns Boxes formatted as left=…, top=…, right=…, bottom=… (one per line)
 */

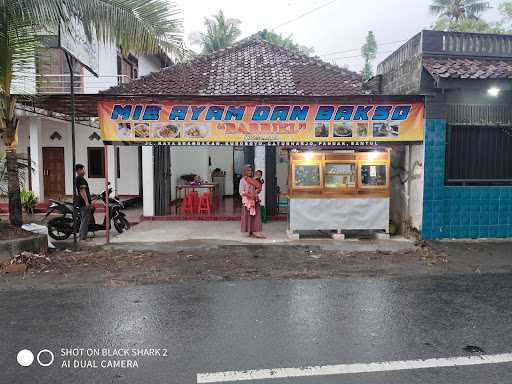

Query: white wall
left=138, top=55, right=162, bottom=76
left=209, top=146, right=234, bottom=196
left=254, top=146, right=266, bottom=206
left=170, top=147, right=210, bottom=201
left=71, top=121, right=140, bottom=195
left=116, top=147, right=140, bottom=194
left=169, top=146, right=236, bottom=201
left=16, top=115, right=139, bottom=198
left=276, top=147, right=289, bottom=196
left=82, top=51, right=163, bottom=93
left=83, top=42, right=118, bottom=93
left=142, top=146, right=154, bottom=217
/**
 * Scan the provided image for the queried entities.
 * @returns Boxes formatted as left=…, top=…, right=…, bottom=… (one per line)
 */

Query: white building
left=12, top=41, right=167, bottom=202
left=16, top=36, right=424, bottom=240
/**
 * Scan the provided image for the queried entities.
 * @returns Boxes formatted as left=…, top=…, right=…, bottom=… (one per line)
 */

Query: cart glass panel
left=293, top=164, right=322, bottom=188
left=325, top=163, right=356, bottom=188
left=360, top=164, right=387, bottom=187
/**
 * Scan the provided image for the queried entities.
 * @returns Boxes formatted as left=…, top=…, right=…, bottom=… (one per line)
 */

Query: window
left=446, top=125, right=512, bottom=185
left=117, top=53, right=139, bottom=84
left=87, top=148, right=105, bottom=178
left=36, top=48, right=82, bottom=93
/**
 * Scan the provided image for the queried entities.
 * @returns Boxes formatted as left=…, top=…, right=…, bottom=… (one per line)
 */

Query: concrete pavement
left=2, top=274, right=512, bottom=383
left=105, top=221, right=417, bottom=253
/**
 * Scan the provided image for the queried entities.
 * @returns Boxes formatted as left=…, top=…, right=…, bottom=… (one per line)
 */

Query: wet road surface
left=1, top=274, right=512, bottom=383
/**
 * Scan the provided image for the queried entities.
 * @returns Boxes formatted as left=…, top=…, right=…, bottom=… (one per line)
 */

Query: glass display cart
left=287, top=150, right=391, bottom=238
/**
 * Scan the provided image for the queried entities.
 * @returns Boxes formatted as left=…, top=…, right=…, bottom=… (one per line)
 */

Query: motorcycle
left=45, top=187, right=130, bottom=241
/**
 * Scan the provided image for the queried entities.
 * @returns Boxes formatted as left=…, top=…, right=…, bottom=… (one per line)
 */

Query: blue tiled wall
left=422, top=119, right=512, bottom=240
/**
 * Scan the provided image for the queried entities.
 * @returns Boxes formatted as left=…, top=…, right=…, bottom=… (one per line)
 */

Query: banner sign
left=98, top=101, right=424, bottom=145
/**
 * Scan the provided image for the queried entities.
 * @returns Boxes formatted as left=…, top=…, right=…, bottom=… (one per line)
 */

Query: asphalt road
left=1, top=274, right=512, bottom=383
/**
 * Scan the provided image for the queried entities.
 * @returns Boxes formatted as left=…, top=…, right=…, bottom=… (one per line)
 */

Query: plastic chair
left=198, top=192, right=213, bottom=216
left=182, top=194, right=195, bottom=215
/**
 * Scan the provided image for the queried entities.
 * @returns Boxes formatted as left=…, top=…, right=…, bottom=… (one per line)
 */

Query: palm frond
left=0, top=1, right=39, bottom=95
left=193, top=10, right=242, bottom=53
left=465, top=0, right=491, bottom=18
left=15, top=0, right=184, bottom=59
left=429, top=0, right=490, bottom=21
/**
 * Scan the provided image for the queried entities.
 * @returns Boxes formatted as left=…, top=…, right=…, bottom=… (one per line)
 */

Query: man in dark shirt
left=74, top=164, right=93, bottom=241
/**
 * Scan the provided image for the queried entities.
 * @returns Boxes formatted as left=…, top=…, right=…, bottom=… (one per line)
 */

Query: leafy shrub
left=21, top=190, right=38, bottom=215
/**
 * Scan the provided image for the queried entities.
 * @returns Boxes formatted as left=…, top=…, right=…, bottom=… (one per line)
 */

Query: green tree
left=433, top=18, right=505, bottom=32
left=190, top=10, right=241, bottom=53
left=1, top=0, right=183, bottom=226
left=430, top=0, right=491, bottom=22
left=361, top=31, right=377, bottom=81
left=256, top=29, right=314, bottom=55
left=499, top=1, right=512, bottom=30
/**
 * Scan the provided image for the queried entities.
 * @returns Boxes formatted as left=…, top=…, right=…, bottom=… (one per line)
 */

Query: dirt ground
left=0, top=223, right=34, bottom=240
left=2, top=238, right=510, bottom=290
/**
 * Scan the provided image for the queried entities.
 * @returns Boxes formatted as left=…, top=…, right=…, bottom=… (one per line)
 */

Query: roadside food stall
left=96, top=97, right=425, bottom=236
left=288, top=150, right=391, bottom=238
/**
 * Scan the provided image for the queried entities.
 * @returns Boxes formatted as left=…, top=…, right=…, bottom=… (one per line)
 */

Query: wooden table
left=175, top=184, right=217, bottom=214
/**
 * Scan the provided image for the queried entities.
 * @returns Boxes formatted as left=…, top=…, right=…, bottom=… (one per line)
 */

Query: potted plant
left=20, top=190, right=38, bottom=216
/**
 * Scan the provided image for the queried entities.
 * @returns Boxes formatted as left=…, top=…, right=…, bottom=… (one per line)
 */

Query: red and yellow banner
left=98, top=101, right=424, bottom=145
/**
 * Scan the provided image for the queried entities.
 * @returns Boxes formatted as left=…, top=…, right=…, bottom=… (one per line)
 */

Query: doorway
left=42, top=147, right=65, bottom=198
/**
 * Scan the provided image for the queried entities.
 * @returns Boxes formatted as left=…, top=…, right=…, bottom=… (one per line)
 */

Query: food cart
left=288, top=150, right=391, bottom=238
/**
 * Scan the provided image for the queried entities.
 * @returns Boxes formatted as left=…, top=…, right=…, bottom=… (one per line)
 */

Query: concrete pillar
left=29, top=117, right=44, bottom=201
left=107, top=146, right=118, bottom=196
left=142, top=146, right=154, bottom=217
left=254, top=145, right=266, bottom=206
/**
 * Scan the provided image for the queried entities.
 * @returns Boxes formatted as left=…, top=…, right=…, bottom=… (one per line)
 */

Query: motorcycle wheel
left=47, top=217, right=74, bottom=240
left=113, top=216, right=130, bottom=234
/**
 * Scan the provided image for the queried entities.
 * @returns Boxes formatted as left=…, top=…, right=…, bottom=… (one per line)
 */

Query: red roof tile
left=103, top=36, right=363, bottom=96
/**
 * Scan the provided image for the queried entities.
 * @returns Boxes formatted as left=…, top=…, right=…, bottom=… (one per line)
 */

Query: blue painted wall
left=422, top=119, right=512, bottom=240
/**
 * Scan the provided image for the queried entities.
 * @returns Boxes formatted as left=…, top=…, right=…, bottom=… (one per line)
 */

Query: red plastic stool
left=189, top=191, right=199, bottom=214
left=182, top=194, right=195, bottom=215
left=198, top=192, right=212, bottom=216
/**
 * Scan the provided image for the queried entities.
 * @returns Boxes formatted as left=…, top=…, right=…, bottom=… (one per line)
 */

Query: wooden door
left=43, top=147, right=65, bottom=198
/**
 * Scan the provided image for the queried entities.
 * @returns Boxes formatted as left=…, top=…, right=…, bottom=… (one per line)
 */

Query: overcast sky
left=176, top=0, right=503, bottom=72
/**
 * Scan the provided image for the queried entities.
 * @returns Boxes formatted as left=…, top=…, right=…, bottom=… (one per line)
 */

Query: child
left=245, top=170, right=263, bottom=196
left=255, top=170, right=264, bottom=193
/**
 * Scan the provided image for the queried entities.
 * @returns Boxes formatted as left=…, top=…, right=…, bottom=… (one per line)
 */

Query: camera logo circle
left=17, top=350, right=34, bottom=367
left=37, top=349, right=55, bottom=367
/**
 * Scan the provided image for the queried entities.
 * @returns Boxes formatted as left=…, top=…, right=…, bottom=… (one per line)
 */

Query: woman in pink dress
left=239, top=165, right=265, bottom=238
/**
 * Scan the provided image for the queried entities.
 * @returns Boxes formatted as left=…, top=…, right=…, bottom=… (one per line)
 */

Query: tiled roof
left=423, top=56, right=512, bottom=80
left=103, top=36, right=363, bottom=96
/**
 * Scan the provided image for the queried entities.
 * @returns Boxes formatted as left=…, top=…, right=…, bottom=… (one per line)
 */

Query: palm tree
left=1, top=0, right=183, bottom=226
left=430, top=0, right=491, bottom=22
left=190, top=10, right=241, bottom=53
